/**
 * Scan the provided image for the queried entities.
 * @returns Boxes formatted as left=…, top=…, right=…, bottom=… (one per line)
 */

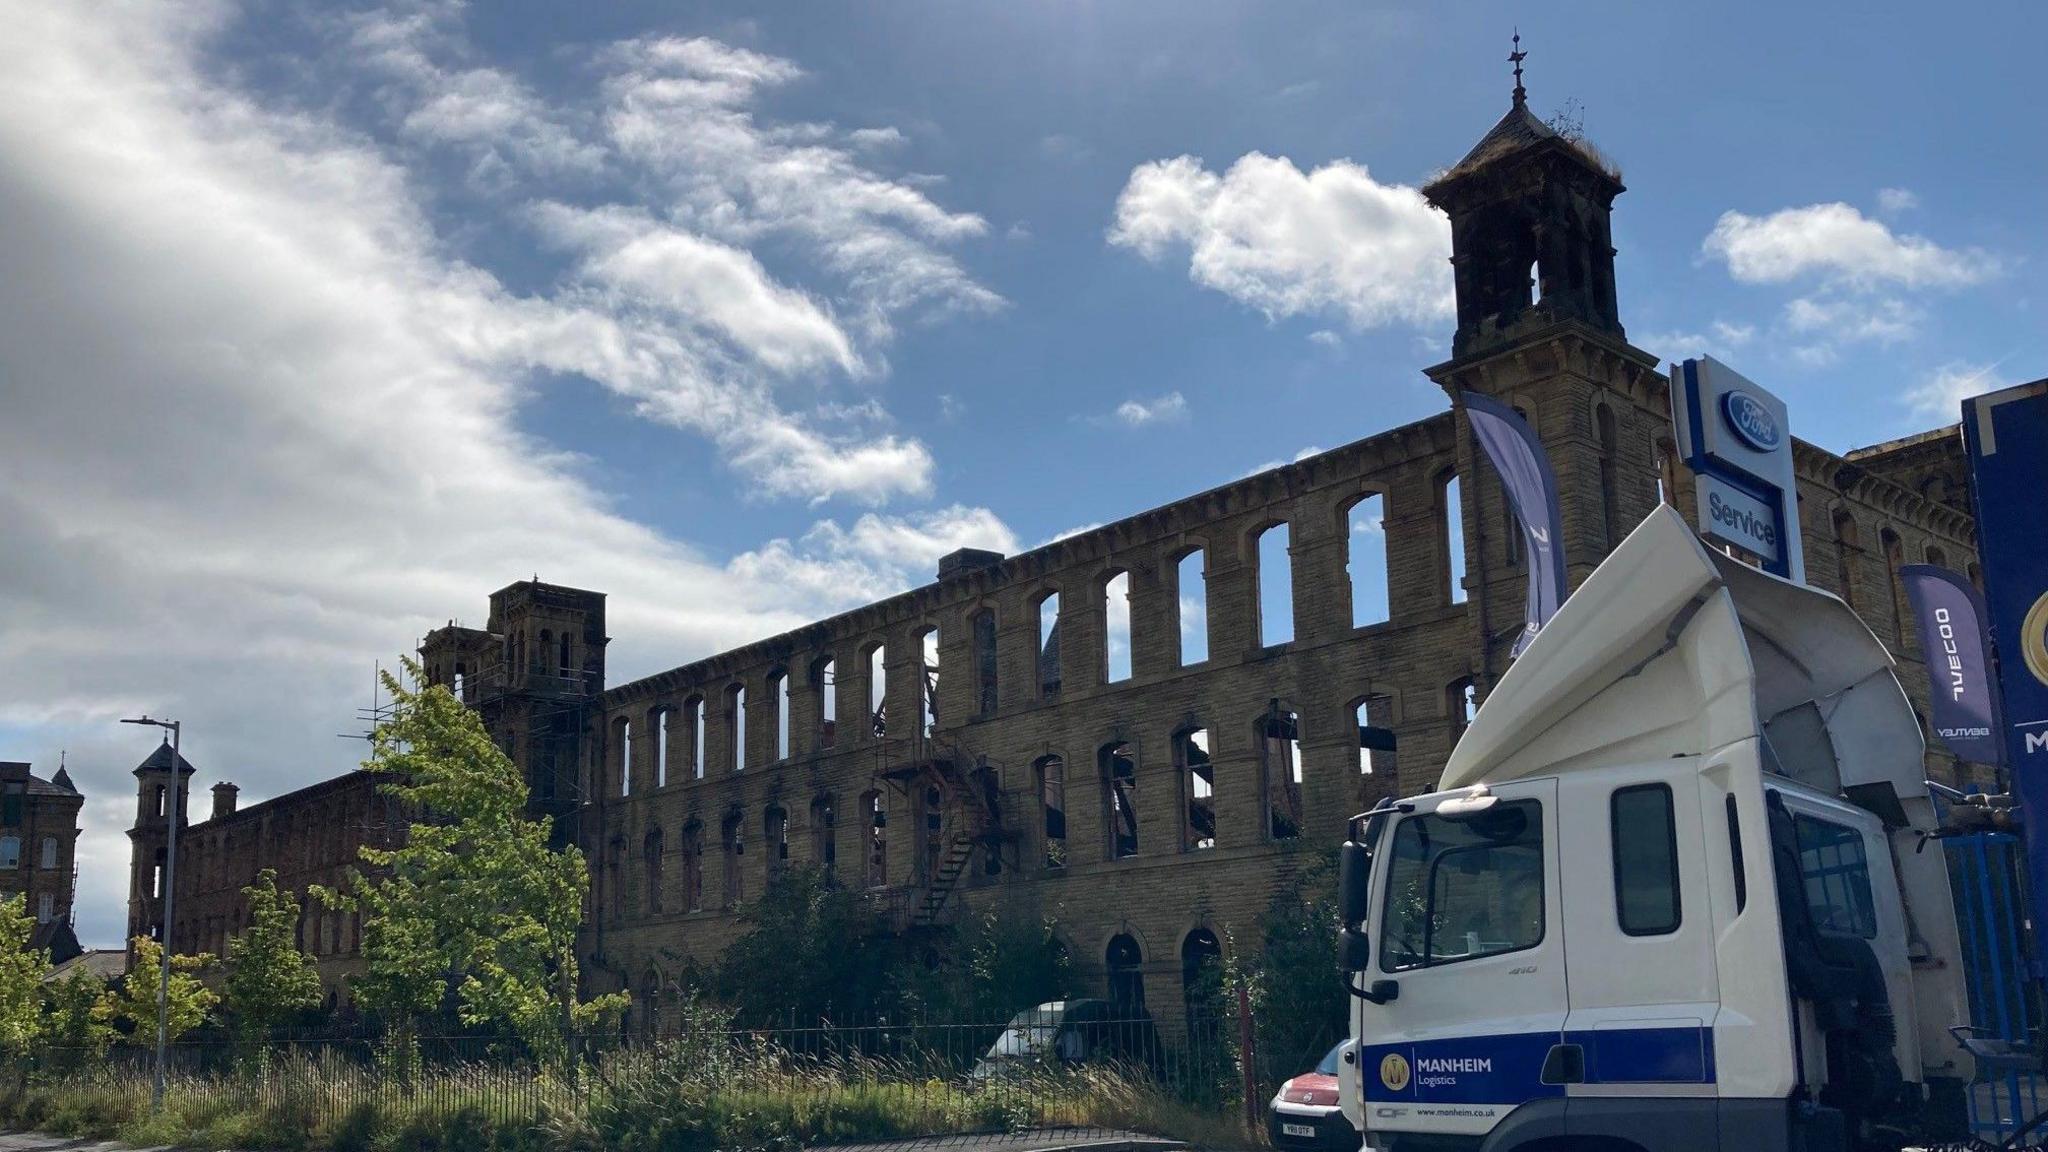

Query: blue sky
left=0, top=1, right=2040, bottom=947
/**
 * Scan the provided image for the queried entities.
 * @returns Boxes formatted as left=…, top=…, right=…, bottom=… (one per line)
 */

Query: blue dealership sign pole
left=1961, top=378, right=2048, bottom=974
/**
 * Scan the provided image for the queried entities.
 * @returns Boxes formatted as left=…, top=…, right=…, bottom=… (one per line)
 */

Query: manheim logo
left=1721, top=390, right=1782, bottom=452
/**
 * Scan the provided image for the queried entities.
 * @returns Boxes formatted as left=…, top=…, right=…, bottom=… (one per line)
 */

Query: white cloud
left=728, top=507, right=1021, bottom=609
left=1876, top=187, right=1918, bottom=216
left=1636, top=319, right=1755, bottom=364
left=1308, top=329, right=1342, bottom=348
left=1904, top=361, right=2010, bottom=421
left=0, top=4, right=1002, bottom=944
left=1108, top=153, right=1452, bottom=330
left=1109, top=392, right=1190, bottom=427
left=1781, top=296, right=1920, bottom=365
left=1702, top=202, right=1996, bottom=290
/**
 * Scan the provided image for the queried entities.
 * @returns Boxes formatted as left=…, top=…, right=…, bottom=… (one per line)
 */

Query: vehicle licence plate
left=1282, top=1123, right=1316, bottom=1137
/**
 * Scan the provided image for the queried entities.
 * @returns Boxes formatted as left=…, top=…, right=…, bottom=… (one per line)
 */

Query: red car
left=1268, top=1041, right=1359, bottom=1150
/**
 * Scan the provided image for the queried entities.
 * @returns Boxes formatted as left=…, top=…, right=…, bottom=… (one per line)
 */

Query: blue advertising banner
left=1961, top=378, right=2048, bottom=964
left=1462, top=392, right=1566, bottom=658
left=1901, top=564, right=2005, bottom=767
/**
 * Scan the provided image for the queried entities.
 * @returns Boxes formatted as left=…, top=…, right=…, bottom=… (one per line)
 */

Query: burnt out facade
left=416, top=91, right=1984, bottom=1028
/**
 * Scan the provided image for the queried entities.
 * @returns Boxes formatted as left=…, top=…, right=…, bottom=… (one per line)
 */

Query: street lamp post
left=121, top=715, right=180, bottom=1112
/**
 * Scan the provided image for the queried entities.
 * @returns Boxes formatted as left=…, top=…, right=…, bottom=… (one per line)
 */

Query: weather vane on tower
left=1510, top=30, right=1528, bottom=107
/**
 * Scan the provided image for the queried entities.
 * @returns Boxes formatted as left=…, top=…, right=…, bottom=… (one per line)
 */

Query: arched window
left=1881, top=528, right=1909, bottom=651
left=687, top=696, right=706, bottom=779
left=559, top=631, right=573, bottom=677
left=1832, top=509, right=1861, bottom=609
left=764, top=806, right=789, bottom=888
left=1254, top=522, right=1294, bottom=646
left=812, top=795, right=838, bottom=882
left=642, top=828, right=664, bottom=915
left=0, top=837, right=18, bottom=869
left=917, top=628, right=939, bottom=737
left=727, top=684, right=747, bottom=773
left=1176, top=728, right=1215, bottom=852
left=867, top=644, right=888, bottom=737
left=721, top=812, right=745, bottom=907
left=606, top=836, right=624, bottom=921
left=1102, top=571, right=1132, bottom=683
left=1347, top=494, right=1389, bottom=627
left=1106, top=934, right=1145, bottom=1013
left=1176, top=549, right=1208, bottom=665
left=1037, top=756, right=1067, bottom=869
left=862, top=791, right=888, bottom=888
left=452, top=663, right=465, bottom=702
left=770, top=670, right=791, bottom=761
left=616, top=718, right=632, bottom=798
left=1181, top=928, right=1223, bottom=1038
left=681, top=822, right=704, bottom=912
left=38, top=837, right=57, bottom=870
left=813, top=657, right=838, bottom=749
left=1036, top=593, right=1062, bottom=697
left=1259, top=709, right=1302, bottom=841
left=1101, top=743, right=1139, bottom=859
left=1655, top=437, right=1679, bottom=508
left=1596, top=402, right=1620, bottom=548
left=1926, top=545, right=1949, bottom=570
left=1441, top=472, right=1468, bottom=605
left=654, top=707, right=670, bottom=788
left=972, top=610, right=999, bottom=717
left=537, top=631, right=551, bottom=676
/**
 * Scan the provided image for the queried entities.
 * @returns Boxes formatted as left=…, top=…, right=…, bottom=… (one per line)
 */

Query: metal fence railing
left=13, top=1010, right=1330, bottom=1148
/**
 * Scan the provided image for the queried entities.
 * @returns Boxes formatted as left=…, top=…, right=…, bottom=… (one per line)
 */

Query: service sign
left=1671, top=357, right=1804, bottom=581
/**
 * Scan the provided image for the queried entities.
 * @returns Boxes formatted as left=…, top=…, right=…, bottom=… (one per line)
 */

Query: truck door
left=1556, top=764, right=1721, bottom=1105
left=1359, top=778, right=1566, bottom=1140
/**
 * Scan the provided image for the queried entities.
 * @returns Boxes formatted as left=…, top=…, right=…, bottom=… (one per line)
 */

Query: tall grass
left=0, top=1034, right=1255, bottom=1151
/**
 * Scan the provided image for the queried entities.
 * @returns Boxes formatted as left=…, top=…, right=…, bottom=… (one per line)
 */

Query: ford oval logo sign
left=1721, top=390, right=1782, bottom=452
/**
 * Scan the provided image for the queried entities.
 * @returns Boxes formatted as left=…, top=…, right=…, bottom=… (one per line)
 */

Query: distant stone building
left=418, top=82, right=1988, bottom=1032
left=0, top=759, right=84, bottom=962
left=124, top=742, right=402, bottom=1010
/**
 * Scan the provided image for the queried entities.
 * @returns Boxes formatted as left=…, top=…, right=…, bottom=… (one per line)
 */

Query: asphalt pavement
left=0, top=1129, right=1192, bottom=1152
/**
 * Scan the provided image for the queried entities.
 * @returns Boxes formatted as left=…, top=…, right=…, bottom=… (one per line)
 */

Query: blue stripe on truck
left=1360, top=1027, right=1715, bottom=1105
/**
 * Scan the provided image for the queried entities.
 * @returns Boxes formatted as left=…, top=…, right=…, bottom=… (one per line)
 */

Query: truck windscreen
left=1379, top=799, right=1544, bottom=972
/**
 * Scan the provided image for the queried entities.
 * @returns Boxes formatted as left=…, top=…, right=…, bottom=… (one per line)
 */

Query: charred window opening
left=1107, top=933, right=1145, bottom=1013
left=972, top=610, right=998, bottom=717
left=812, top=796, right=837, bottom=883
left=1037, top=755, right=1067, bottom=869
left=1181, top=928, right=1222, bottom=1038
left=863, top=790, right=888, bottom=889
left=642, top=827, right=664, bottom=915
left=655, top=708, right=670, bottom=788
left=1101, top=743, right=1139, bottom=859
left=721, top=811, right=745, bottom=907
left=1176, top=549, right=1208, bottom=665
left=765, top=806, right=789, bottom=889
left=687, top=697, right=706, bottom=779
left=615, top=718, right=632, bottom=798
left=868, top=644, right=888, bottom=738
left=918, top=627, right=939, bottom=737
left=606, top=835, right=624, bottom=921
left=1177, top=728, right=1215, bottom=852
left=1102, top=571, right=1132, bottom=683
left=559, top=631, right=573, bottom=677
left=1357, top=695, right=1397, bottom=779
left=1037, top=593, right=1062, bottom=698
left=1448, top=677, right=1478, bottom=743
left=813, top=657, right=838, bottom=749
left=681, top=821, right=703, bottom=912
left=1254, top=523, right=1294, bottom=647
left=1260, top=709, right=1302, bottom=841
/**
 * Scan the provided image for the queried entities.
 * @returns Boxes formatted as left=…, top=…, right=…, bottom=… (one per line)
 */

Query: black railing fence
left=15, top=1010, right=1341, bottom=1147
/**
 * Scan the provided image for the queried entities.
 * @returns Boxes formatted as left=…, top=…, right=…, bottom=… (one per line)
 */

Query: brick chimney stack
left=211, top=782, right=238, bottom=820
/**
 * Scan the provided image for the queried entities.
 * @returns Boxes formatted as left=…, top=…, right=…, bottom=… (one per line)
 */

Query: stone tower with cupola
left=1422, top=50, right=1672, bottom=688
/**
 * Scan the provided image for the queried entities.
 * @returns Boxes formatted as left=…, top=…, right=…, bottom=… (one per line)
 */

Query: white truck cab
left=1339, top=506, right=1974, bottom=1152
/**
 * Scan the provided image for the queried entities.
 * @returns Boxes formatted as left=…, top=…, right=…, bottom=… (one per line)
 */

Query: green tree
left=39, top=970, right=116, bottom=1068
left=223, top=869, right=322, bottom=1041
left=111, top=937, right=217, bottom=1045
left=317, top=659, right=624, bottom=1068
left=0, top=895, right=49, bottom=1060
left=1236, top=855, right=1346, bottom=1080
left=949, top=895, right=1073, bottom=1022
left=713, top=865, right=913, bottom=1027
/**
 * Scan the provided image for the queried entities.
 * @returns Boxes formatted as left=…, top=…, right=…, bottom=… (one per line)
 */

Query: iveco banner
left=1901, top=564, right=2005, bottom=767
left=1961, top=377, right=2048, bottom=970
left=1669, top=357, right=1805, bottom=583
left=1461, top=392, right=1566, bottom=658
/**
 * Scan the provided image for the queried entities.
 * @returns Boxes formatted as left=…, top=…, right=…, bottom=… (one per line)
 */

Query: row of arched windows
left=613, top=791, right=891, bottom=922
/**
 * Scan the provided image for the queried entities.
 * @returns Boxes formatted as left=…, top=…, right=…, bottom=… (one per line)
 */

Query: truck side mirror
left=1339, top=840, right=1370, bottom=927
left=1340, top=927, right=1370, bottom=972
